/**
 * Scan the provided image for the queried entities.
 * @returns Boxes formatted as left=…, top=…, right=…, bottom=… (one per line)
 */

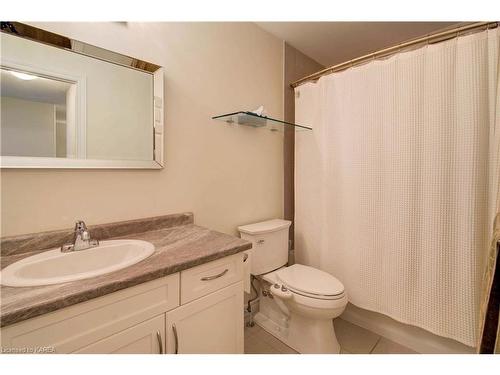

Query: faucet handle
left=63, top=220, right=99, bottom=252
left=75, top=220, right=88, bottom=232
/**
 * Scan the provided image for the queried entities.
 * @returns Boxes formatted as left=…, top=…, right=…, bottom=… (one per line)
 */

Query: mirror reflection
left=1, top=68, right=75, bottom=158
left=0, top=23, right=162, bottom=168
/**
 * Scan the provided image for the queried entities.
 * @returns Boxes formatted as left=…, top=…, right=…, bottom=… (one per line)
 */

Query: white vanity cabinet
left=166, top=282, right=243, bottom=354
left=165, top=251, right=244, bottom=354
left=0, top=253, right=245, bottom=354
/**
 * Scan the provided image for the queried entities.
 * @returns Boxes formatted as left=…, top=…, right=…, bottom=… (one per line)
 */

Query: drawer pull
left=201, top=268, right=229, bottom=281
left=156, top=330, right=163, bottom=354
left=172, top=324, right=179, bottom=354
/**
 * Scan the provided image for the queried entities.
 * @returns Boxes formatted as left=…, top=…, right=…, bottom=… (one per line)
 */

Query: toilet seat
left=276, top=264, right=345, bottom=300
left=288, top=288, right=345, bottom=300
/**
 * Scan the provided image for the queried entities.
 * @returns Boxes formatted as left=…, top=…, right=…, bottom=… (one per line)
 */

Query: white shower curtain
left=294, top=29, right=500, bottom=347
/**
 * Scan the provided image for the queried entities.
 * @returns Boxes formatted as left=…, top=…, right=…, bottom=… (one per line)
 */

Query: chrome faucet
left=61, top=220, right=100, bottom=252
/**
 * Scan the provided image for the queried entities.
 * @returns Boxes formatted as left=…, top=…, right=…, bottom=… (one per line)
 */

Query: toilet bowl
left=238, top=219, right=347, bottom=353
left=257, top=264, right=347, bottom=354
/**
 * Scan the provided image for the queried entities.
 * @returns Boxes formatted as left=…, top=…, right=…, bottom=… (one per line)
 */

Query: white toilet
left=239, top=219, right=347, bottom=354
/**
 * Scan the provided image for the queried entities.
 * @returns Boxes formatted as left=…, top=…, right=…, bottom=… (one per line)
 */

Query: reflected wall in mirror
left=0, top=22, right=164, bottom=169
left=1, top=68, right=74, bottom=158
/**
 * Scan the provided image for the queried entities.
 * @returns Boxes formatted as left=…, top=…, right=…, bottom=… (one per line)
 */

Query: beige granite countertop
left=0, top=222, right=252, bottom=327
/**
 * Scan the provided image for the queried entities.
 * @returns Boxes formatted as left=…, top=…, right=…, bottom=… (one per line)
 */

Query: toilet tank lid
left=238, top=219, right=291, bottom=235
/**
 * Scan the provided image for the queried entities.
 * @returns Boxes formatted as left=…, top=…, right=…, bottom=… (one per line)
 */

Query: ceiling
left=1, top=69, right=72, bottom=105
left=256, top=22, right=459, bottom=67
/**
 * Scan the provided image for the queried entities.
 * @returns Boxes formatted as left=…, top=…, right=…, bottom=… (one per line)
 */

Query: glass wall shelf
left=212, top=111, right=312, bottom=132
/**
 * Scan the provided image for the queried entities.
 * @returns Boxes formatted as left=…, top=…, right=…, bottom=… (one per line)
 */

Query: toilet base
left=254, top=311, right=341, bottom=354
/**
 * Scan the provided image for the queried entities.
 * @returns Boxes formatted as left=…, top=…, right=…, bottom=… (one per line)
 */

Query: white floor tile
left=334, top=318, right=381, bottom=354
left=371, top=337, right=417, bottom=354
left=244, top=324, right=297, bottom=354
left=245, top=318, right=417, bottom=355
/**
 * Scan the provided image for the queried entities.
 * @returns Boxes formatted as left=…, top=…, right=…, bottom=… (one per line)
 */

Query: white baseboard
left=340, top=303, right=475, bottom=354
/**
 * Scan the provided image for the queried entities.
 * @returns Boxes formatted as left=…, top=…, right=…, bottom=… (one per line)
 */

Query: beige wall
left=0, top=22, right=284, bottom=237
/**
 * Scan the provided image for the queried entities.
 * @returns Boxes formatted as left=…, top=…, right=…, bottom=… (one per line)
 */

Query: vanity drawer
left=0, top=273, right=179, bottom=354
left=180, top=253, right=244, bottom=304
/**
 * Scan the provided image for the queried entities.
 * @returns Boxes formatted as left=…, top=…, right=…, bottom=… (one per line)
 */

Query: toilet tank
left=238, top=219, right=291, bottom=275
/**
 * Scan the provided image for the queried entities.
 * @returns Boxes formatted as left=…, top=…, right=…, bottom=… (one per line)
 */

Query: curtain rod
left=290, top=21, right=499, bottom=88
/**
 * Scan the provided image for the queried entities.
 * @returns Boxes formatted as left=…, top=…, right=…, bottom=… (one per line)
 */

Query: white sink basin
left=1, top=240, right=155, bottom=287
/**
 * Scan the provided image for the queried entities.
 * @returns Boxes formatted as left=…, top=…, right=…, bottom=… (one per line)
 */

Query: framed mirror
left=0, top=22, right=164, bottom=169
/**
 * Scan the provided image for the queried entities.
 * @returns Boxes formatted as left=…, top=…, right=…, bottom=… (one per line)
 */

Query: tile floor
left=244, top=317, right=417, bottom=354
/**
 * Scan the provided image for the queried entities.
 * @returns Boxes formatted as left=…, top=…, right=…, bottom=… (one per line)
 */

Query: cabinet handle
left=201, top=268, right=228, bottom=281
left=172, top=324, right=179, bottom=354
left=156, top=330, right=163, bottom=354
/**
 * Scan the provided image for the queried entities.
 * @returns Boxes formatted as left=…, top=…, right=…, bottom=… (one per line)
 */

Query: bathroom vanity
left=0, top=213, right=251, bottom=354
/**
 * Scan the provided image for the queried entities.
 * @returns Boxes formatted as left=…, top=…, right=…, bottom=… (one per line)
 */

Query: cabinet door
left=74, top=315, right=165, bottom=354
left=1, top=274, right=179, bottom=354
left=166, top=281, right=243, bottom=354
